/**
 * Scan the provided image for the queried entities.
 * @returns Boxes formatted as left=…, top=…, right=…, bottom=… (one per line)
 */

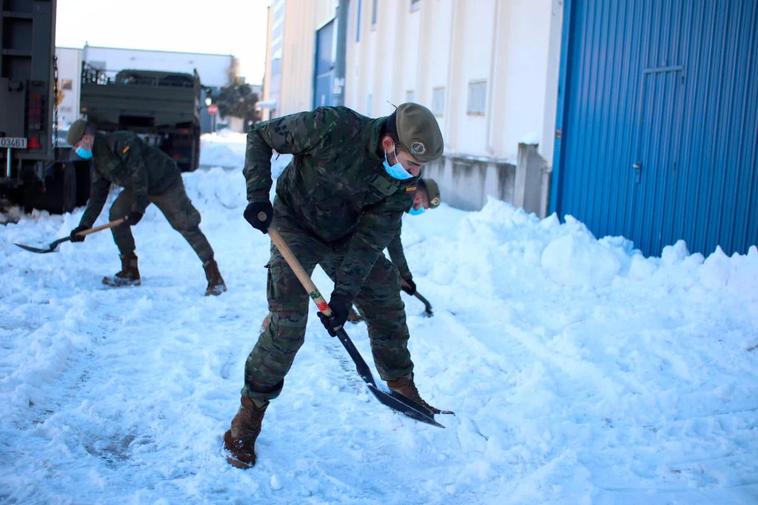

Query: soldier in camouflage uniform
left=348, top=177, right=441, bottom=322
left=66, top=119, right=226, bottom=296
left=224, top=103, right=445, bottom=468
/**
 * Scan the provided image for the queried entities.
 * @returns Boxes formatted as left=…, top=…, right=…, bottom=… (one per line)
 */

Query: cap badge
left=410, top=141, right=426, bottom=155
left=431, top=197, right=441, bottom=206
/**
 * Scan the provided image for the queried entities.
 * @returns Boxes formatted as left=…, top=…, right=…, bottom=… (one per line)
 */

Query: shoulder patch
left=369, top=174, right=399, bottom=196
left=405, top=185, right=417, bottom=193
left=121, top=145, right=130, bottom=155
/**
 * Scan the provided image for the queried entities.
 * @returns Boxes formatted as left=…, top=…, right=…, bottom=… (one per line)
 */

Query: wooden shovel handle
left=268, top=227, right=333, bottom=317
left=77, top=217, right=127, bottom=237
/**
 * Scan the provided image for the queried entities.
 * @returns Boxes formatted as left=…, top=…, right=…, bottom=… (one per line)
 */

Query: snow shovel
left=14, top=218, right=126, bottom=254
left=401, top=279, right=433, bottom=317
left=268, top=225, right=445, bottom=428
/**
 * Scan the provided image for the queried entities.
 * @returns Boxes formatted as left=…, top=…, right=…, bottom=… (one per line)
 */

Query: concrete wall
left=423, top=143, right=550, bottom=217
left=423, top=156, right=516, bottom=212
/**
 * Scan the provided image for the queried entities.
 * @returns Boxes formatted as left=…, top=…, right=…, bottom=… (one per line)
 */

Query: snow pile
left=199, top=130, right=292, bottom=178
left=199, top=130, right=247, bottom=168
left=0, top=135, right=756, bottom=504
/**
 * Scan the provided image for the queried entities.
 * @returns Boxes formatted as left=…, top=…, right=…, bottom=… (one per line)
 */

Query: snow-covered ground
left=1, top=134, right=757, bottom=504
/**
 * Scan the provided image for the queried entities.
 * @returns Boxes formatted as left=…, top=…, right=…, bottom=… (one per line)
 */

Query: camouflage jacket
left=244, top=106, right=417, bottom=301
left=387, top=231, right=411, bottom=280
left=80, top=132, right=181, bottom=227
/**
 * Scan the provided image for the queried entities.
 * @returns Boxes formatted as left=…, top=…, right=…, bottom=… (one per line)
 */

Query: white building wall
left=346, top=0, right=562, bottom=165
left=54, top=47, right=82, bottom=129
left=263, top=0, right=335, bottom=117
left=82, top=46, right=235, bottom=88
left=265, top=0, right=563, bottom=215
left=494, top=0, right=558, bottom=162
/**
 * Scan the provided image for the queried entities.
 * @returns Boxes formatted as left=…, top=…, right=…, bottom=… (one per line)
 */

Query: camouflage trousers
left=242, top=200, right=413, bottom=404
left=108, top=179, right=214, bottom=263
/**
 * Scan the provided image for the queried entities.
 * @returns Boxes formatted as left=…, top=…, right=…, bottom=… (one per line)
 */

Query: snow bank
left=199, top=130, right=248, bottom=168
left=200, top=130, right=292, bottom=179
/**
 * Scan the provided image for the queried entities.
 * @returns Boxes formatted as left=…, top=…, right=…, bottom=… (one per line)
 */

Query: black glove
left=124, top=210, right=143, bottom=226
left=401, top=276, right=417, bottom=296
left=244, top=201, right=273, bottom=234
left=317, top=293, right=351, bottom=337
left=69, top=224, right=90, bottom=243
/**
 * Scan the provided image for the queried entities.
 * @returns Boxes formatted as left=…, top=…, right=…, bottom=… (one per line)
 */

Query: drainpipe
left=333, top=0, right=349, bottom=106
left=485, top=0, right=500, bottom=155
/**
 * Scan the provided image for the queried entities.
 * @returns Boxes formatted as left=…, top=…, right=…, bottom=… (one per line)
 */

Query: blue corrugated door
left=314, top=20, right=336, bottom=109
left=551, top=0, right=758, bottom=256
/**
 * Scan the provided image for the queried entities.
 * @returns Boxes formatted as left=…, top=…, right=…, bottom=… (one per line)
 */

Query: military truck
left=0, top=0, right=202, bottom=218
left=0, top=0, right=89, bottom=215
left=80, top=65, right=201, bottom=172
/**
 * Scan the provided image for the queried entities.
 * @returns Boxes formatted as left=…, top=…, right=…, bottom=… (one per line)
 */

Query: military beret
left=395, top=103, right=444, bottom=163
left=420, top=178, right=441, bottom=208
left=67, top=119, right=88, bottom=145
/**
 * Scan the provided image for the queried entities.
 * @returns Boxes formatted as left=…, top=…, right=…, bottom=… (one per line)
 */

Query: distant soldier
left=347, top=177, right=441, bottom=323
left=66, top=119, right=226, bottom=296
left=224, top=103, right=445, bottom=468
left=388, top=177, right=441, bottom=296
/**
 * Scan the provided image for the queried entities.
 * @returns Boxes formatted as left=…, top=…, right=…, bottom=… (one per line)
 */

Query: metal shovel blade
left=14, top=237, right=69, bottom=254
left=333, top=327, right=444, bottom=428
left=368, top=384, right=445, bottom=428
left=13, top=219, right=125, bottom=254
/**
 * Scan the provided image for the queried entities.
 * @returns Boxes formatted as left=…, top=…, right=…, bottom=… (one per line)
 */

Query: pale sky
left=56, top=0, right=269, bottom=85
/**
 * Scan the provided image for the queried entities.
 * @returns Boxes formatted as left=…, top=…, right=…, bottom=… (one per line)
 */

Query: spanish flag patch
left=121, top=145, right=130, bottom=155
left=405, top=185, right=417, bottom=193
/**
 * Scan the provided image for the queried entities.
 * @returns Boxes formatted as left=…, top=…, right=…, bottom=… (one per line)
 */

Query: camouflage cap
left=395, top=103, right=444, bottom=163
left=420, top=178, right=441, bottom=208
left=66, top=119, right=88, bottom=145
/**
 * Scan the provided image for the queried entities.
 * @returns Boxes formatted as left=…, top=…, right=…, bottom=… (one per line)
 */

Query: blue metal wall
left=550, top=0, right=758, bottom=256
left=313, top=20, right=336, bottom=109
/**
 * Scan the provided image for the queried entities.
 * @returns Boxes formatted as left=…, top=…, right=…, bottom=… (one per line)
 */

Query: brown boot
left=203, top=258, right=227, bottom=296
left=102, top=252, right=141, bottom=287
left=387, top=374, right=440, bottom=414
left=223, top=396, right=267, bottom=468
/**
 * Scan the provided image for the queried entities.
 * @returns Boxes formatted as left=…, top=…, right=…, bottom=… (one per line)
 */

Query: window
left=405, top=89, right=415, bottom=103
left=431, top=87, right=445, bottom=117
left=467, top=80, right=487, bottom=115
left=410, top=0, right=421, bottom=13
left=371, top=0, right=378, bottom=27
left=355, top=0, right=362, bottom=42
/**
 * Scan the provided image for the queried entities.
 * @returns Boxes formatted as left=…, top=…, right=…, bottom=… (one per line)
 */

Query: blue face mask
left=383, top=148, right=413, bottom=180
left=407, top=207, right=426, bottom=216
left=75, top=146, right=93, bottom=160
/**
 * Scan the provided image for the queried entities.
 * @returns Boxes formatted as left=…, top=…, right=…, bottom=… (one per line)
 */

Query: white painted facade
left=346, top=0, right=563, bottom=166
left=261, top=0, right=564, bottom=215
left=81, top=45, right=236, bottom=88
left=261, top=0, right=336, bottom=119
left=55, top=47, right=83, bottom=129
